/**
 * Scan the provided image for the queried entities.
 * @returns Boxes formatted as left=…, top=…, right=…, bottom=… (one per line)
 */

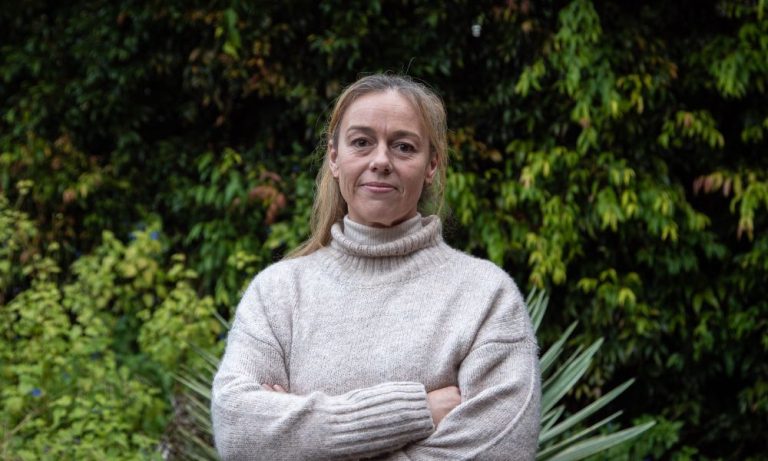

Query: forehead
left=341, top=91, right=424, bottom=132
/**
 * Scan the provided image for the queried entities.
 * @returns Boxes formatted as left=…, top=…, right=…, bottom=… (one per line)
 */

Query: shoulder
left=445, top=250, right=534, bottom=345
left=441, top=244, right=529, bottom=322
left=239, top=254, right=314, bottom=308
left=251, top=256, right=303, bottom=287
left=244, top=248, right=333, bottom=298
left=441, top=244, right=524, bottom=296
left=233, top=255, right=318, bottom=330
left=257, top=246, right=335, bottom=282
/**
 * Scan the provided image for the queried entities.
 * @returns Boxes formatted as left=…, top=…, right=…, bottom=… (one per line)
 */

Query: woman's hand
left=426, top=386, right=461, bottom=428
left=261, top=384, right=288, bottom=393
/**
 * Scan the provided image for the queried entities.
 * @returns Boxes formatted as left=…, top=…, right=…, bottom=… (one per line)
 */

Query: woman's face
left=329, top=90, right=438, bottom=228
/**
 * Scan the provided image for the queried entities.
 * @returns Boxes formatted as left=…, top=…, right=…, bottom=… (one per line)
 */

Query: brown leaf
left=248, top=185, right=275, bottom=201
left=63, top=189, right=77, bottom=204
left=692, top=176, right=703, bottom=195
left=682, top=112, right=693, bottom=129
left=260, top=171, right=283, bottom=183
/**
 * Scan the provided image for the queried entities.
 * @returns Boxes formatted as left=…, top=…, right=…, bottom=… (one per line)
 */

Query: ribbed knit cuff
left=322, top=382, right=435, bottom=457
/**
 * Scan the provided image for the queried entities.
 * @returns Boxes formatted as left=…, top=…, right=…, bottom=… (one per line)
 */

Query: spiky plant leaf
left=175, top=372, right=213, bottom=401
left=533, top=291, right=654, bottom=460
left=537, top=411, right=624, bottom=460
left=541, top=339, right=603, bottom=414
left=539, top=321, right=578, bottom=376
left=178, top=426, right=220, bottom=459
left=541, top=405, right=566, bottom=434
left=540, top=379, right=635, bottom=444
left=542, top=422, right=657, bottom=461
left=526, top=288, right=549, bottom=333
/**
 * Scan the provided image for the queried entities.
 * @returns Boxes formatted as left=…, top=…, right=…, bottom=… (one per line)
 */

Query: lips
left=360, top=182, right=397, bottom=193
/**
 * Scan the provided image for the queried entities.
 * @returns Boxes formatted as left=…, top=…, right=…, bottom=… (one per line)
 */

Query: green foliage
left=0, top=194, right=37, bottom=304
left=585, top=415, right=696, bottom=461
left=0, top=196, right=221, bottom=459
left=2, top=0, right=767, bottom=458
left=528, top=290, right=654, bottom=461
left=172, top=347, right=223, bottom=460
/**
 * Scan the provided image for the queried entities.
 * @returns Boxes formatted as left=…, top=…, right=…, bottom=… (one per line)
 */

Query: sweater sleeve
left=211, top=275, right=435, bottom=461
left=375, top=276, right=541, bottom=461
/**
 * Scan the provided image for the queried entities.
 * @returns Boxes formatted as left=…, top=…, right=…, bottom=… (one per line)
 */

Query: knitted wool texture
left=212, top=214, right=541, bottom=460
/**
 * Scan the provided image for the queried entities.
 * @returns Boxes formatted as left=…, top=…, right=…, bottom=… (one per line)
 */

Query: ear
left=328, top=142, right=340, bottom=178
left=424, top=152, right=439, bottom=184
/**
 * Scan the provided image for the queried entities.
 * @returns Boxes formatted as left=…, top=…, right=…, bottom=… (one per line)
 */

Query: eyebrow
left=345, top=125, right=422, bottom=141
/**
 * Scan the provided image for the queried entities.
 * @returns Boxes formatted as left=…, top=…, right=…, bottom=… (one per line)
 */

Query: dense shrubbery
left=1, top=196, right=221, bottom=458
left=2, top=0, right=766, bottom=459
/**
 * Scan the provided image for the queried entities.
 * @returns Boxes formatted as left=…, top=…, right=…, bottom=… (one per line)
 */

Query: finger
left=261, top=384, right=274, bottom=391
left=274, top=384, right=287, bottom=393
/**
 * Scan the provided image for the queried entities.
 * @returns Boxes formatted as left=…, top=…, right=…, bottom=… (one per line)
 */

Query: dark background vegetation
left=1, top=0, right=766, bottom=459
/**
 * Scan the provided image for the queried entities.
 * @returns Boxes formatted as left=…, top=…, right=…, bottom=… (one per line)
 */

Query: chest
left=286, top=281, right=470, bottom=395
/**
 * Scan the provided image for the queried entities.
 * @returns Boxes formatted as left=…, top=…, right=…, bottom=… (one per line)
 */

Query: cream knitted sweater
left=212, top=214, right=541, bottom=460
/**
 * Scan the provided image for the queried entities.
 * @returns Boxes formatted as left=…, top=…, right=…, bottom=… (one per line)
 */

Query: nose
left=369, top=143, right=392, bottom=173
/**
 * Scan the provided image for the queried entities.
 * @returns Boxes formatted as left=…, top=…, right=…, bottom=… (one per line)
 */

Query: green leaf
left=541, top=339, right=603, bottom=414
left=540, top=322, right=578, bottom=378
left=540, top=379, right=635, bottom=443
left=537, top=411, right=623, bottom=460
left=543, top=421, right=656, bottom=461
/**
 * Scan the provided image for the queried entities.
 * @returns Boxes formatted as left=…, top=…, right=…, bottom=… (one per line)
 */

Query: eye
left=351, top=138, right=371, bottom=148
left=393, top=142, right=416, bottom=154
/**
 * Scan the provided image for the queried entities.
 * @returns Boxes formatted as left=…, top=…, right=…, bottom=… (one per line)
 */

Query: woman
left=211, top=74, right=541, bottom=460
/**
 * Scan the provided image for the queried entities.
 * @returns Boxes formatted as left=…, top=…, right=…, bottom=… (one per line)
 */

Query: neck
left=340, top=214, right=425, bottom=248
left=315, top=214, right=451, bottom=285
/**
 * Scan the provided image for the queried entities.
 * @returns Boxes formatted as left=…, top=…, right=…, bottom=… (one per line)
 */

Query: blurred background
left=1, top=0, right=766, bottom=459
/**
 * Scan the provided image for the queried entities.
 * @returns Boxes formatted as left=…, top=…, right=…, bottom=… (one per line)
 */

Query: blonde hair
left=287, top=74, right=448, bottom=258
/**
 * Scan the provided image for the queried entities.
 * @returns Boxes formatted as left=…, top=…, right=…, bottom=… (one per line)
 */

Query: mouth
left=360, top=182, right=397, bottom=193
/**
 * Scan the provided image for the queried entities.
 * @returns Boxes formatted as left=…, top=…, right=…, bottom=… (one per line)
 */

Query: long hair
left=287, top=74, right=448, bottom=258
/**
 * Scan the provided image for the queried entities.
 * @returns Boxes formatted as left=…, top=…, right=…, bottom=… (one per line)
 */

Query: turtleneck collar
left=314, top=214, right=452, bottom=286
left=330, top=214, right=442, bottom=258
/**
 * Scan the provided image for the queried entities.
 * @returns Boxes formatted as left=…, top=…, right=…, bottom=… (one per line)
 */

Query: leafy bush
left=0, top=195, right=221, bottom=459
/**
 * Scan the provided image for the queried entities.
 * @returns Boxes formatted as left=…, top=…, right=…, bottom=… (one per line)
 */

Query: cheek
left=405, top=165, right=429, bottom=192
left=340, top=177, right=355, bottom=199
left=336, top=161, right=360, bottom=196
left=408, top=182, right=425, bottom=201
